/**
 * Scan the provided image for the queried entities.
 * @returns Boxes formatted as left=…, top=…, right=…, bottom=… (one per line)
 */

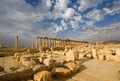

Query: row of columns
left=15, top=36, right=83, bottom=49
left=36, top=37, right=82, bottom=48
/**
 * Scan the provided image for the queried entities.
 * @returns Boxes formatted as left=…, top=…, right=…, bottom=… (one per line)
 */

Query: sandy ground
left=0, top=57, right=120, bottom=81
left=54, top=58, right=120, bottom=81
left=0, top=56, right=20, bottom=71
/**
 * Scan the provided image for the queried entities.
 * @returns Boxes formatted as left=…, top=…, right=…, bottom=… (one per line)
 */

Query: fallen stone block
left=33, top=64, right=46, bottom=73
left=98, top=55, right=106, bottom=60
left=66, top=49, right=79, bottom=62
left=55, top=67, right=71, bottom=77
left=31, top=57, right=39, bottom=63
left=116, top=48, right=120, bottom=56
left=43, top=58, right=53, bottom=66
left=34, top=70, right=52, bottom=81
left=87, top=54, right=92, bottom=58
left=39, top=56, right=47, bottom=63
left=64, top=62, right=80, bottom=73
left=23, top=60, right=36, bottom=66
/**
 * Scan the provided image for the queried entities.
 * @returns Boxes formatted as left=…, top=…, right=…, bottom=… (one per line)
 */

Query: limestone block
left=98, top=55, right=106, bottom=60
left=55, top=67, right=71, bottom=77
left=110, top=55, right=120, bottom=61
left=34, top=71, right=52, bottom=81
left=105, top=55, right=110, bottom=60
left=16, top=56, right=21, bottom=61
left=87, top=54, right=92, bottom=58
left=92, top=48, right=98, bottom=59
left=31, top=58, right=39, bottom=63
left=43, top=58, right=53, bottom=66
left=14, top=52, right=21, bottom=58
left=116, top=48, right=120, bottom=56
left=79, top=53, right=86, bottom=59
left=64, top=62, right=80, bottom=73
left=39, top=56, right=47, bottom=63
left=66, top=49, right=79, bottom=61
left=20, top=57, right=29, bottom=64
left=23, top=60, right=36, bottom=66
left=33, top=64, right=46, bottom=73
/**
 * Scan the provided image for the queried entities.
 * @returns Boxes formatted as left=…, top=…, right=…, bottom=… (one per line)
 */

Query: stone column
left=15, top=36, right=18, bottom=48
left=46, top=39, right=48, bottom=47
left=55, top=39, right=56, bottom=47
left=49, top=39, right=51, bottom=47
left=40, top=38, right=42, bottom=47
left=36, top=37, right=38, bottom=48
left=44, top=38, right=46, bottom=47
left=52, top=39, right=54, bottom=47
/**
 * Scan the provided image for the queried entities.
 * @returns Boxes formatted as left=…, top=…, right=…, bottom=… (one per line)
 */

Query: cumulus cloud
left=63, top=8, right=75, bottom=19
left=0, top=0, right=120, bottom=47
left=78, top=0, right=103, bottom=11
left=80, top=22, right=120, bottom=41
left=85, top=9, right=104, bottom=21
left=61, top=20, right=68, bottom=30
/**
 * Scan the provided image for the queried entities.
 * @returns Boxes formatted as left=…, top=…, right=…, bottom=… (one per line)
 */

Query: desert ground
left=0, top=39, right=120, bottom=81
left=0, top=56, right=120, bottom=81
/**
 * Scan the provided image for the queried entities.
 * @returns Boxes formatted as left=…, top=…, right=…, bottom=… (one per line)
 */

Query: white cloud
left=78, top=0, right=103, bottom=11
left=85, top=9, right=104, bottom=21
left=63, top=8, right=75, bottom=19
left=86, top=21, right=94, bottom=26
left=103, top=8, right=113, bottom=14
left=46, top=0, right=52, bottom=8
left=55, top=0, right=69, bottom=10
left=80, top=22, right=120, bottom=41
left=69, top=20, right=79, bottom=30
left=61, top=20, right=68, bottom=30
left=111, top=1, right=120, bottom=15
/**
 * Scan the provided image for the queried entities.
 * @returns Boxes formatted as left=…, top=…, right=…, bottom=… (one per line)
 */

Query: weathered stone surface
left=92, top=47, right=98, bottom=59
left=66, top=49, right=79, bottom=61
left=86, top=54, right=92, bottom=58
left=43, top=58, right=53, bottom=66
left=0, top=67, right=33, bottom=81
left=23, top=60, right=36, bottom=66
left=64, top=62, right=80, bottom=73
left=39, top=56, right=47, bottom=63
left=33, top=64, right=46, bottom=73
left=79, top=53, right=86, bottom=59
left=55, top=67, right=71, bottom=77
left=98, top=55, right=106, bottom=60
left=34, top=71, right=52, bottom=81
left=31, top=57, right=39, bottom=63
left=109, top=55, right=120, bottom=61
left=115, top=48, right=120, bottom=56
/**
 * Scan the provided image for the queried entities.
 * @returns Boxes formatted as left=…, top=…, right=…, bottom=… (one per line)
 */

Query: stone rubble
left=0, top=42, right=120, bottom=81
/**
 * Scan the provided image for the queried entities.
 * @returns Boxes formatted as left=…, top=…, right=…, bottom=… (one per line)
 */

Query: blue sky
left=0, top=0, right=120, bottom=46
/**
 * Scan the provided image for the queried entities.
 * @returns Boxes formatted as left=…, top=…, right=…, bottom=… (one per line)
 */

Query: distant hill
left=103, top=40, right=120, bottom=44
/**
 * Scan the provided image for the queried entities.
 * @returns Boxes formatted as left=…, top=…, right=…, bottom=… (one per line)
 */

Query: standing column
left=44, top=38, right=46, bottom=47
left=52, top=39, right=54, bottom=47
left=54, top=39, right=56, bottom=47
left=46, top=39, right=48, bottom=47
left=49, top=39, right=51, bottom=47
left=15, top=36, right=18, bottom=48
left=40, top=38, right=42, bottom=47
left=36, top=37, right=38, bottom=49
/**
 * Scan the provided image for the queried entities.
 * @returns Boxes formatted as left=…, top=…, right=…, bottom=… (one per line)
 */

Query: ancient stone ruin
left=0, top=36, right=120, bottom=81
